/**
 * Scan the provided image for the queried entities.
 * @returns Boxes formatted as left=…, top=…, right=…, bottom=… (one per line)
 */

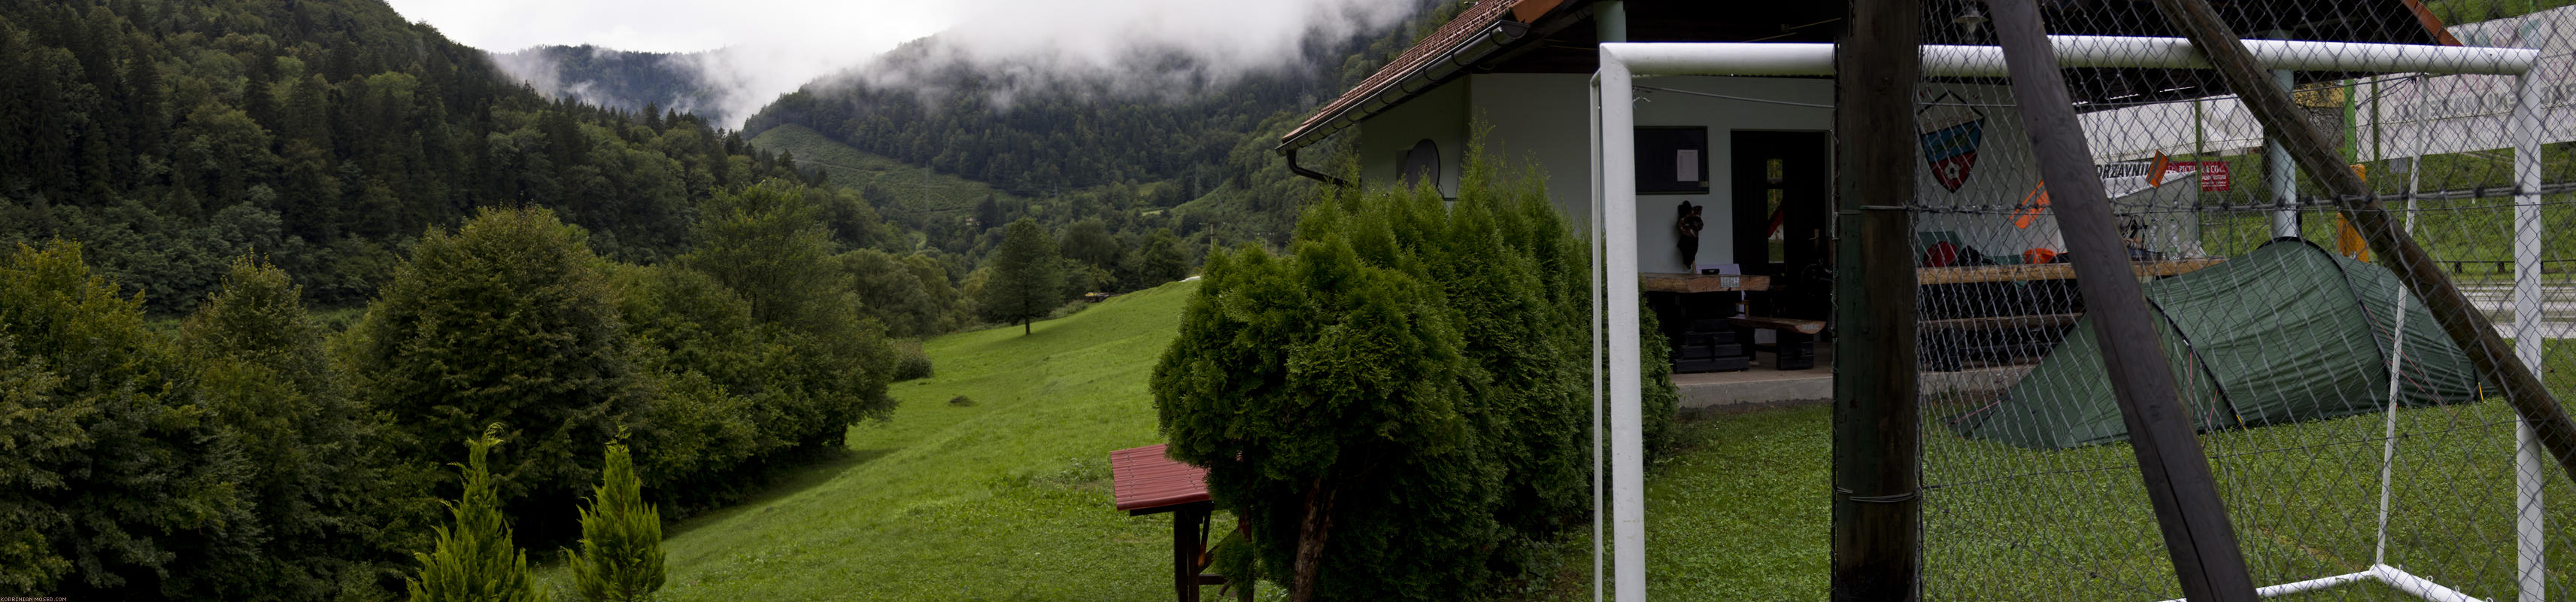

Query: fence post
left=1831, top=0, right=1922, bottom=599
left=1982, top=1, right=2263, bottom=600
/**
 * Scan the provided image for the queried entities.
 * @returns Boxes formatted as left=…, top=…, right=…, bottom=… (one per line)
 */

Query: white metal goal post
left=1588, top=36, right=2549, bottom=601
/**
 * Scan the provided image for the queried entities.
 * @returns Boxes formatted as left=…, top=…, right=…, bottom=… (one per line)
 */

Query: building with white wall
left=1277, top=0, right=2456, bottom=325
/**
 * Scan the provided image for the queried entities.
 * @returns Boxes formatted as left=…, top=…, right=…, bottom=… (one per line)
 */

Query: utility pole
left=1830, top=0, right=1922, bottom=600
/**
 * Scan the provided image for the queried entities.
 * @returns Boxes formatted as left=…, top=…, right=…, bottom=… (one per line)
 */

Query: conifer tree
left=977, top=218, right=1063, bottom=335
left=566, top=438, right=665, bottom=602
left=407, top=427, right=543, bottom=602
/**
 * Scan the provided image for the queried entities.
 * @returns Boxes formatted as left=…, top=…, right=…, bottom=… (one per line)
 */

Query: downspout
left=1279, top=20, right=1531, bottom=185
left=1285, top=146, right=1353, bottom=187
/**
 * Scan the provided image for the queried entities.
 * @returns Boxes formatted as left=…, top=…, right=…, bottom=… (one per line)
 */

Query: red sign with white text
left=2162, top=160, right=2231, bottom=192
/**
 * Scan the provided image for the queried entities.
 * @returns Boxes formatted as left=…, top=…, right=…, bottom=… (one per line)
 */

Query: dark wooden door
left=1731, top=130, right=1833, bottom=321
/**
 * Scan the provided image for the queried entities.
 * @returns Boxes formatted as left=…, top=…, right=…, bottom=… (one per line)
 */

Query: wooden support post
left=1175, top=503, right=1204, bottom=602
left=1983, top=2, right=2262, bottom=600
left=1830, top=0, right=1922, bottom=599
left=2149, top=0, right=2576, bottom=486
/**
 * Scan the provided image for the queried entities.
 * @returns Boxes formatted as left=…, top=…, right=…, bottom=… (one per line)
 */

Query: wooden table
left=1640, top=272, right=1771, bottom=293
left=1112, top=445, right=1249, bottom=602
left=1916, top=257, right=2225, bottom=285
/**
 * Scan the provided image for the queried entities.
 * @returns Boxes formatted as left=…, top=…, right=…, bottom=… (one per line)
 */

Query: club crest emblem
left=1918, top=92, right=1986, bottom=193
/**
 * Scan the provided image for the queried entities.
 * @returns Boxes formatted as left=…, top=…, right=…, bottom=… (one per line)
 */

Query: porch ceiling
left=1280, top=0, right=2461, bottom=152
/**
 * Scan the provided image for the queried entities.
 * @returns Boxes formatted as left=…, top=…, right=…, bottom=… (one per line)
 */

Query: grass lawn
left=1919, top=339, right=2576, bottom=600
left=1517, top=339, right=2576, bottom=601
left=1643, top=405, right=1834, bottom=599
left=637, top=279, right=1261, bottom=601
left=1503, top=404, right=1834, bottom=602
left=611, top=271, right=2574, bottom=601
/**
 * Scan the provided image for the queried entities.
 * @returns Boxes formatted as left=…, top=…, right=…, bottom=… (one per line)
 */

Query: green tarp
left=1949, top=240, right=2489, bottom=449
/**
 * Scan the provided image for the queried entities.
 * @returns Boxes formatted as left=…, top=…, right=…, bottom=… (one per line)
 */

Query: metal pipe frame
left=1591, top=35, right=2542, bottom=602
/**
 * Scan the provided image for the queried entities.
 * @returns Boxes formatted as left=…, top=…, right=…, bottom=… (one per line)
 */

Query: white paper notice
left=1675, top=150, right=1699, bottom=182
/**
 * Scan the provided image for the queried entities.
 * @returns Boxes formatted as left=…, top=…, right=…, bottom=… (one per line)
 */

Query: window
left=1400, top=139, right=1440, bottom=187
left=1635, top=126, right=1710, bottom=194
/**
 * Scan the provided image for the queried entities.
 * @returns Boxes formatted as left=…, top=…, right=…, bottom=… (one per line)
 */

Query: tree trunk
left=1288, top=476, right=1336, bottom=602
left=1024, top=319, right=1031, bottom=335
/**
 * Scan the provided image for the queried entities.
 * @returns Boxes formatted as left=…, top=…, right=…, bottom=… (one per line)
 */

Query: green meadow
left=617, top=275, right=2575, bottom=601
left=642, top=280, right=1240, bottom=600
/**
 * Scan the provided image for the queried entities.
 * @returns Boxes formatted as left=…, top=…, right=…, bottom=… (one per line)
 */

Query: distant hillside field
left=750, top=123, right=1029, bottom=220
left=647, top=280, right=1217, bottom=600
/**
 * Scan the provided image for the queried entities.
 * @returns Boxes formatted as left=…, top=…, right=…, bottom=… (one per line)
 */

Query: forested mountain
left=0, top=0, right=829, bottom=312
left=742, top=0, right=1443, bottom=201
left=491, top=44, right=723, bottom=123
left=733, top=0, right=1452, bottom=267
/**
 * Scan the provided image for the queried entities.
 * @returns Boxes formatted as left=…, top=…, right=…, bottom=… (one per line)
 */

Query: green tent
left=1948, top=239, right=2489, bottom=449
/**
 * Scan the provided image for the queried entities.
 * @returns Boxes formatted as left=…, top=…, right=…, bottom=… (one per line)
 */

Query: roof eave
left=1277, top=1, right=1558, bottom=151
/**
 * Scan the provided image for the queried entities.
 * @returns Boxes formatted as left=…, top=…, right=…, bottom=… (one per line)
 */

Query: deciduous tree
left=343, top=208, right=642, bottom=543
left=977, top=218, right=1063, bottom=335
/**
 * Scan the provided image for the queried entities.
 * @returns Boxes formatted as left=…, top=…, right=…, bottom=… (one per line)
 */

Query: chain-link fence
left=1910, top=2, right=2576, bottom=599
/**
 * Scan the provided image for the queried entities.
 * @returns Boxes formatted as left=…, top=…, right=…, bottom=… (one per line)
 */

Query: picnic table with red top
left=1111, top=444, right=1249, bottom=602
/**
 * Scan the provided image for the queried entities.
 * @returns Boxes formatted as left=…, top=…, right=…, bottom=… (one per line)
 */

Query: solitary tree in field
left=979, top=218, right=1063, bottom=335
left=567, top=439, right=664, bottom=602
left=408, top=427, right=543, bottom=602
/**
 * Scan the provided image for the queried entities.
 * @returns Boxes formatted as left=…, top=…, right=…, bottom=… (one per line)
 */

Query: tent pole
left=1983, top=2, right=2261, bottom=599
left=1830, top=0, right=1922, bottom=599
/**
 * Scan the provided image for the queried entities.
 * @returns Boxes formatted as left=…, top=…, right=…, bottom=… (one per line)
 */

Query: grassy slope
left=748, top=123, right=1028, bottom=219
left=650, top=280, right=1237, bottom=600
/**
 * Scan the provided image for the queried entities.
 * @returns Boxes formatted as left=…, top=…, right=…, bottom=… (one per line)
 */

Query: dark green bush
left=1152, top=139, right=1628, bottom=600
left=891, top=342, right=936, bottom=382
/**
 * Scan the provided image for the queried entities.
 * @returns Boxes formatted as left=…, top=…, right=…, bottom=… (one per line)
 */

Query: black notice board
left=1635, top=126, right=1710, bottom=195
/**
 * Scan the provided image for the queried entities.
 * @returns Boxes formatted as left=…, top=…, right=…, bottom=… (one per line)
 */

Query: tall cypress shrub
left=406, top=428, right=542, bottom=602
left=567, top=439, right=663, bottom=602
left=1151, top=138, right=1625, bottom=600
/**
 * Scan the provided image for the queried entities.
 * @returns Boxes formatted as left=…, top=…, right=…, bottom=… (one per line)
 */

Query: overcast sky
left=381, top=0, right=948, bottom=56
left=383, top=1, right=1418, bottom=128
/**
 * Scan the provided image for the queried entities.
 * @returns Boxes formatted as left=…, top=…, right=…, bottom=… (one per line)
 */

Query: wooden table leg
left=1175, top=503, right=1204, bottom=602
